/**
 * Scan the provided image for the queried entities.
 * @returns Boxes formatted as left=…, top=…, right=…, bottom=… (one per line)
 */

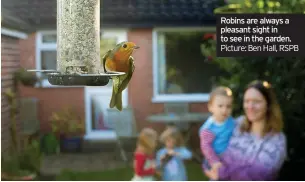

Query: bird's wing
left=130, top=56, right=135, bottom=74
left=102, top=49, right=112, bottom=73
left=117, top=56, right=135, bottom=93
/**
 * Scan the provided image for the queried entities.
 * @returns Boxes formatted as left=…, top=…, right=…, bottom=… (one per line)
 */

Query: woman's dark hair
left=240, top=80, right=284, bottom=135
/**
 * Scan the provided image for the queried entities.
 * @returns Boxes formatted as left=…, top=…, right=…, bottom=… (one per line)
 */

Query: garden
left=2, top=0, right=305, bottom=180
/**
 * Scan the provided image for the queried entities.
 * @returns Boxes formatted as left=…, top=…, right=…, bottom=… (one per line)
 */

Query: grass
left=56, top=161, right=208, bottom=181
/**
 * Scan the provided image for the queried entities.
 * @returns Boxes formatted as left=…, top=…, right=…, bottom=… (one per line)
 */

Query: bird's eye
left=122, top=44, right=127, bottom=48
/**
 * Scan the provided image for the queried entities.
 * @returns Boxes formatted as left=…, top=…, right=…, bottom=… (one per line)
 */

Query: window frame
left=152, top=27, right=216, bottom=103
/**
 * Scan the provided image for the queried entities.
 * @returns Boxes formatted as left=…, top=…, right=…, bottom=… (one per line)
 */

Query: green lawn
left=56, top=162, right=208, bottom=181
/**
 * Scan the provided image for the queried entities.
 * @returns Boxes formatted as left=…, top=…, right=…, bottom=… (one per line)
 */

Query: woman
left=204, top=80, right=287, bottom=181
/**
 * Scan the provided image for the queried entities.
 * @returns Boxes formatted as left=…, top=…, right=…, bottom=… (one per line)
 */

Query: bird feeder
left=28, top=0, right=124, bottom=86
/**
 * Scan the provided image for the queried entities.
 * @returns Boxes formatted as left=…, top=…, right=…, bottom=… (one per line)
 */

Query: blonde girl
left=132, top=128, right=158, bottom=181
left=156, top=127, right=192, bottom=181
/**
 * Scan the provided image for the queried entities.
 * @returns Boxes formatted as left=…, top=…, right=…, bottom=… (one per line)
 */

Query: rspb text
left=216, top=14, right=305, bottom=57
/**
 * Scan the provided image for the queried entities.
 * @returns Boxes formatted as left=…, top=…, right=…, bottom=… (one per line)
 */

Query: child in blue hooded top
left=199, top=86, right=236, bottom=174
left=156, top=127, right=192, bottom=181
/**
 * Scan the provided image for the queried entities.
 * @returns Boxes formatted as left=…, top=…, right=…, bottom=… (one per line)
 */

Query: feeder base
left=48, top=73, right=112, bottom=86
left=27, top=70, right=125, bottom=86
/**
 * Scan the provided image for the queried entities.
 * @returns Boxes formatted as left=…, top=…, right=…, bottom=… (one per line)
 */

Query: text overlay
left=216, top=14, right=305, bottom=57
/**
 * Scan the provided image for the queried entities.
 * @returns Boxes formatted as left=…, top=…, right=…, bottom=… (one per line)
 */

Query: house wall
left=128, top=29, right=209, bottom=147
left=18, top=33, right=85, bottom=132
left=1, top=35, right=22, bottom=154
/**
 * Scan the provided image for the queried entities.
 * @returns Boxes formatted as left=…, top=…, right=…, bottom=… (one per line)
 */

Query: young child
left=156, top=127, right=192, bottom=181
left=132, top=127, right=158, bottom=181
left=199, top=86, right=236, bottom=174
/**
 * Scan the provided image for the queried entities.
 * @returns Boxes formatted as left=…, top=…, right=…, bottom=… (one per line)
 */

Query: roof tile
left=2, top=0, right=220, bottom=30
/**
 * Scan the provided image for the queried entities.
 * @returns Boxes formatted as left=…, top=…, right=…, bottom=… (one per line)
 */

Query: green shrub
left=18, top=140, right=43, bottom=173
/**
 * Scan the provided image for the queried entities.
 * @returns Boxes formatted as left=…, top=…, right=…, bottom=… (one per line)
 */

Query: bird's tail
left=109, top=88, right=116, bottom=108
left=109, top=89, right=123, bottom=111
left=115, top=92, right=122, bottom=111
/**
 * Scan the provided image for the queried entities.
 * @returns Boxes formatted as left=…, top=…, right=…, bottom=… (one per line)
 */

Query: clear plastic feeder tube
left=57, top=0, right=102, bottom=74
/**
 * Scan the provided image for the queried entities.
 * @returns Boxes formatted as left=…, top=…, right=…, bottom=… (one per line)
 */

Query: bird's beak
left=133, top=46, right=140, bottom=49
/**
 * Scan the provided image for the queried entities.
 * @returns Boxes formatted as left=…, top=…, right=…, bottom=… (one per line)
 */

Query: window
left=41, top=51, right=57, bottom=74
left=36, top=31, right=57, bottom=87
left=153, top=28, right=227, bottom=103
left=42, top=34, right=57, bottom=43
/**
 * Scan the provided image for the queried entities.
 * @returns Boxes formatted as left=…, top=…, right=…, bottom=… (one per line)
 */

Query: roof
left=1, top=9, right=32, bottom=32
left=2, top=0, right=221, bottom=33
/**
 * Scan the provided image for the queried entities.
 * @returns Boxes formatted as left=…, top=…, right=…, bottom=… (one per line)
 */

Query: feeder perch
left=28, top=0, right=124, bottom=86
